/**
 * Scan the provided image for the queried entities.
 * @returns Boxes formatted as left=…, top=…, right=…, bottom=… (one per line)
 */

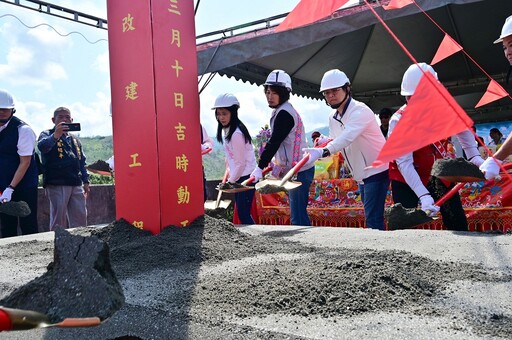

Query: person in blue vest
left=0, top=89, right=39, bottom=238
left=38, top=107, right=89, bottom=231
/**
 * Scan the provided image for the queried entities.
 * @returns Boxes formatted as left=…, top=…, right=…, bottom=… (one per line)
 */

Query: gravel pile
left=92, top=216, right=512, bottom=338
left=1, top=215, right=512, bottom=339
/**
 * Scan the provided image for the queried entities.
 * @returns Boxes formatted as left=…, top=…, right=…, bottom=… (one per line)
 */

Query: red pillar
left=106, top=0, right=203, bottom=233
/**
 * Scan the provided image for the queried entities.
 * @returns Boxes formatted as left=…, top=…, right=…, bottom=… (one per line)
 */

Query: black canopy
left=197, top=0, right=512, bottom=123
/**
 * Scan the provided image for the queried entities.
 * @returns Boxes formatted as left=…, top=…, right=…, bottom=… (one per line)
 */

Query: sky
left=0, top=0, right=360, bottom=140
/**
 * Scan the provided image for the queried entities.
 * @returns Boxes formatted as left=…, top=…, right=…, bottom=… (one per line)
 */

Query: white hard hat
left=319, top=69, right=350, bottom=92
left=264, top=69, right=292, bottom=91
left=400, top=63, right=438, bottom=96
left=211, top=93, right=240, bottom=109
left=494, top=15, right=512, bottom=44
left=0, top=89, right=15, bottom=109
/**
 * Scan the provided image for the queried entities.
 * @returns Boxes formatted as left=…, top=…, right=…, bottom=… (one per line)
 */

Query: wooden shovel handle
left=214, top=169, right=230, bottom=208
left=434, top=182, right=465, bottom=207
left=279, top=154, right=310, bottom=186
left=56, top=317, right=101, bottom=328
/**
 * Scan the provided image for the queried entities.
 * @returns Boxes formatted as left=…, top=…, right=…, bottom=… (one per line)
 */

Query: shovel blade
left=219, top=186, right=254, bottom=193
left=255, top=179, right=302, bottom=194
left=204, top=200, right=230, bottom=210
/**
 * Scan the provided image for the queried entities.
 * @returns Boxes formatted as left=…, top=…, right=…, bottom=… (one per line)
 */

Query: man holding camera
left=37, top=107, right=89, bottom=231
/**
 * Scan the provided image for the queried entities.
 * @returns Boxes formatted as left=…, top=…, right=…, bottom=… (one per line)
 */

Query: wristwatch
left=322, top=148, right=331, bottom=158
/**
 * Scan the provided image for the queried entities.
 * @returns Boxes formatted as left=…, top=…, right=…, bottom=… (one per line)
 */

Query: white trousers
left=45, top=185, right=87, bottom=231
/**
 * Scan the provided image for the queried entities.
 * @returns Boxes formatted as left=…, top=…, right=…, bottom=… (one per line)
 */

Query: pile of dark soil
left=0, top=201, right=31, bottom=217
left=91, top=216, right=315, bottom=278
left=431, top=158, right=485, bottom=182
left=87, top=159, right=111, bottom=172
left=257, top=184, right=287, bottom=194
left=204, top=207, right=231, bottom=220
left=2, top=215, right=512, bottom=338
left=385, top=203, right=432, bottom=230
left=89, top=216, right=511, bottom=338
left=0, top=229, right=124, bottom=323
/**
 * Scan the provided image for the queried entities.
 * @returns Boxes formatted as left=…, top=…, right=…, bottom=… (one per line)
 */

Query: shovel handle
left=279, top=154, right=310, bottom=186
left=434, top=182, right=465, bottom=207
left=0, top=309, right=12, bottom=331
left=215, top=169, right=229, bottom=208
left=55, top=317, right=101, bottom=328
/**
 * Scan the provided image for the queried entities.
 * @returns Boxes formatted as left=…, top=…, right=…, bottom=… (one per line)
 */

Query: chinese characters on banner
left=106, top=0, right=203, bottom=233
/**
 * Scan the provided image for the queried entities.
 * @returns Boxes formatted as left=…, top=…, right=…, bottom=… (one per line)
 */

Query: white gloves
left=201, top=143, right=211, bottom=152
left=0, top=187, right=14, bottom=203
left=302, top=147, right=324, bottom=168
left=420, top=194, right=439, bottom=217
left=469, top=155, right=484, bottom=167
left=250, top=167, right=263, bottom=182
left=479, top=157, right=502, bottom=180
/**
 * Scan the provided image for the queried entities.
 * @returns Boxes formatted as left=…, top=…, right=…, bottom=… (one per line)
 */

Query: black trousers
left=0, top=186, right=39, bottom=238
left=391, top=177, right=468, bottom=231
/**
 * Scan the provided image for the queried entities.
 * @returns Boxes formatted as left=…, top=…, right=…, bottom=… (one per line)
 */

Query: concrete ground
left=0, top=224, right=511, bottom=339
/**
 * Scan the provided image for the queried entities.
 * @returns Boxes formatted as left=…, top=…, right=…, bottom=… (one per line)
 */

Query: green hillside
left=80, top=136, right=114, bottom=164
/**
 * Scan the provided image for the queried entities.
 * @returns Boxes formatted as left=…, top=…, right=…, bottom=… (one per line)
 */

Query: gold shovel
left=255, top=154, right=310, bottom=194
left=218, top=167, right=272, bottom=194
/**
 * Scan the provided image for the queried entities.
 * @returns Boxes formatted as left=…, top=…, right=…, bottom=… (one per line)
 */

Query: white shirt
left=223, top=127, right=257, bottom=183
left=0, top=119, right=36, bottom=156
left=325, top=98, right=388, bottom=182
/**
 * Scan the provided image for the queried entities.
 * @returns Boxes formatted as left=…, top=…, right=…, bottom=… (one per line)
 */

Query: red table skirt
left=234, top=176, right=512, bottom=232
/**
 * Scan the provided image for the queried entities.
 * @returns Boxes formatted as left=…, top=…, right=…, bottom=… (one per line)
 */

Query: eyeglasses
left=322, top=88, right=343, bottom=97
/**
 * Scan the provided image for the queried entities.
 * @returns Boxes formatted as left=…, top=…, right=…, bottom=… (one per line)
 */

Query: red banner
left=107, top=0, right=202, bottom=233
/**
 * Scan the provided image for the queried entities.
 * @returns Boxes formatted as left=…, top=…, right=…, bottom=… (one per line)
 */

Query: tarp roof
left=197, top=0, right=512, bottom=124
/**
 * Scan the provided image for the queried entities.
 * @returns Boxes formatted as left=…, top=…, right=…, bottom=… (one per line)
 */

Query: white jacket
left=223, top=127, right=257, bottom=182
left=325, top=98, right=388, bottom=182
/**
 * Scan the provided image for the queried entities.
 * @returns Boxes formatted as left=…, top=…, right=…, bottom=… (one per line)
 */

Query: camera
left=64, top=123, right=81, bottom=131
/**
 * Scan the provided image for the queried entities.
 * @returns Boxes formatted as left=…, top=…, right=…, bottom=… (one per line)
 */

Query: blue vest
left=41, top=130, right=83, bottom=186
left=0, top=116, right=38, bottom=190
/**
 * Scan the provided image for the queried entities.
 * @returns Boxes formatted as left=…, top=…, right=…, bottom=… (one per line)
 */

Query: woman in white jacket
left=214, top=94, right=257, bottom=224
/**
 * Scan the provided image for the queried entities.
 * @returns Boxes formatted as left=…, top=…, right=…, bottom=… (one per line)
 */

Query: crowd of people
left=0, top=95, right=89, bottom=238
left=1, top=15, right=511, bottom=236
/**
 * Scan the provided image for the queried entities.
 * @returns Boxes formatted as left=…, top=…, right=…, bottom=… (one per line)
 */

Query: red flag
left=275, top=0, right=350, bottom=33
left=475, top=80, right=509, bottom=108
left=372, top=72, right=473, bottom=167
left=431, top=34, right=463, bottom=65
left=383, top=0, right=414, bottom=10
